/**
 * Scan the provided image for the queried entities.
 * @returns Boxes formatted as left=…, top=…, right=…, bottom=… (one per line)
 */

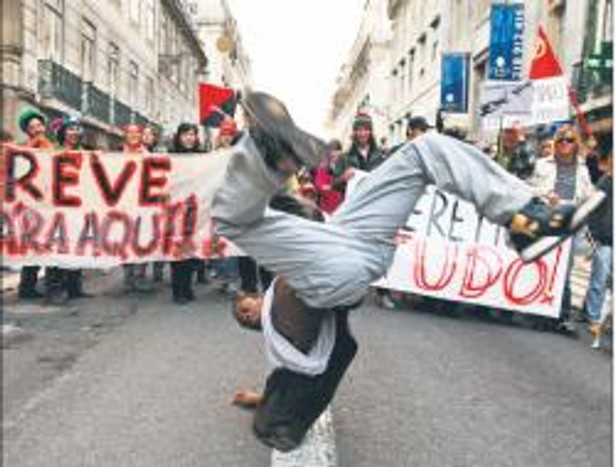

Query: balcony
left=572, top=62, right=613, bottom=105
left=38, top=59, right=159, bottom=131
left=38, top=59, right=83, bottom=110
left=134, top=112, right=149, bottom=126
left=84, top=84, right=111, bottom=124
left=112, top=99, right=132, bottom=127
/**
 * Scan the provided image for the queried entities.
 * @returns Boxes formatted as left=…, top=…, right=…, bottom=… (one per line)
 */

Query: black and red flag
left=198, top=83, right=239, bottom=127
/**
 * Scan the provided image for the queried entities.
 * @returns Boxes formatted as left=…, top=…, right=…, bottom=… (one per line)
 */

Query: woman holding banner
left=44, top=116, right=93, bottom=302
left=16, top=109, right=54, bottom=300
left=122, top=124, right=154, bottom=295
left=527, top=124, right=596, bottom=334
left=168, top=123, right=205, bottom=305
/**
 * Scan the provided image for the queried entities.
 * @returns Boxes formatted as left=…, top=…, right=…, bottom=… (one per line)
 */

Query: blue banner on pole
left=440, top=53, right=470, bottom=113
left=488, top=3, right=524, bottom=81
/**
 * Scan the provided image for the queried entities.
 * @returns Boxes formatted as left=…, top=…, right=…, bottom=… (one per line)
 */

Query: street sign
left=488, top=3, right=525, bottom=81
left=440, top=53, right=470, bottom=113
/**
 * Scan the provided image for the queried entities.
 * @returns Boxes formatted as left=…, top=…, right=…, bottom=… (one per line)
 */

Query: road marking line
left=271, top=407, right=337, bottom=467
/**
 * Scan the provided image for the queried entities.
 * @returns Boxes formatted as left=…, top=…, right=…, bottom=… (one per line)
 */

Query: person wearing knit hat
left=347, top=111, right=392, bottom=308
left=352, top=112, right=372, bottom=130
left=46, top=116, right=90, bottom=304
left=51, top=116, right=83, bottom=149
left=346, top=111, right=386, bottom=171
left=215, top=118, right=239, bottom=149
left=15, top=109, right=53, bottom=300
left=18, top=108, right=54, bottom=149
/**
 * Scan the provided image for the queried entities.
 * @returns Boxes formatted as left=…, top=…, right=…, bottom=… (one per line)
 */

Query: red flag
left=198, top=83, right=238, bottom=127
left=529, top=25, right=563, bottom=79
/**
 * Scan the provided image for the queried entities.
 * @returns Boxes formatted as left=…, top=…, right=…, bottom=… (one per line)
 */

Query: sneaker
left=18, top=289, right=44, bottom=300
left=135, top=279, right=155, bottom=294
left=242, top=91, right=327, bottom=169
left=173, top=296, right=190, bottom=306
left=46, top=291, right=68, bottom=306
left=509, top=193, right=606, bottom=263
left=67, top=290, right=94, bottom=299
left=553, top=318, right=578, bottom=337
left=379, top=293, right=396, bottom=310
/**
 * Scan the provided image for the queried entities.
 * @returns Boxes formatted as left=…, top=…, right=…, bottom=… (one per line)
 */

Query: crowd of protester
left=3, top=106, right=612, bottom=348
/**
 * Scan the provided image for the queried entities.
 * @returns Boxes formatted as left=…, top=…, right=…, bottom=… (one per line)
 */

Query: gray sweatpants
left=212, top=132, right=532, bottom=309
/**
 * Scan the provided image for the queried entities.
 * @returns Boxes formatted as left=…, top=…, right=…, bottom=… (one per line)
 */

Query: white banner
left=480, top=80, right=534, bottom=130
left=480, top=77, right=570, bottom=129
left=347, top=176, right=570, bottom=318
left=531, top=76, right=570, bottom=124
left=0, top=145, right=239, bottom=268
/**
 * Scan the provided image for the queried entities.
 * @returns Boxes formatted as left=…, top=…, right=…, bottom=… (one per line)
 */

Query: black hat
left=407, top=116, right=432, bottom=132
left=242, top=91, right=327, bottom=167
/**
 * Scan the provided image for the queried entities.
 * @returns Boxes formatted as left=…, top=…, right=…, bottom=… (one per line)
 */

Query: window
left=408, top=48, right=415, bottom=95
left=145, top=77, right=154, bottom=114
left=398, top=59, right=406, bottom=102
left=129, top=61, right=139, bottom=107
left=108, top=43, right=120, bottom=95
left=81, top=19, right=96, bottom=81
left=144, top=0, right=155, bottom=42
left=431, top=19, right=440, bottom=63
left=159, top=13, right=169, bottom=52
left=41, top=0, right=64, bottom=61
left=417, top=33, right=427, bottom=78
left=129, top=0, right=140, bottom=24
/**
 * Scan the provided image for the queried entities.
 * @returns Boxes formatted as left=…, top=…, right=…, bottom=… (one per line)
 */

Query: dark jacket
left=588, top=174, right=613, bottom=246
left=346, top=141, right=386, bottom=172
left=497, top=141, right=536, bottom=180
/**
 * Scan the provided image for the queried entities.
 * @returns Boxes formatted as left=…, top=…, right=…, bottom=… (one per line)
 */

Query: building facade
left=326, top=0, right=392, bottom=146
left=328, top=0, right=612, bottom=148
left=1, top=0, right=208, bottom=148
left=192, top=0, right=252, bottom=89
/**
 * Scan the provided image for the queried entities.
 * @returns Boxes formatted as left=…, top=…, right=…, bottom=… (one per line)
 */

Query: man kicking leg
left=212, top=91, right=605, bottom=451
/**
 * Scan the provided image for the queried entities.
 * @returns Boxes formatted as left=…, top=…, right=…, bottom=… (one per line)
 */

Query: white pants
left=212, top=132, right=532, bottom=309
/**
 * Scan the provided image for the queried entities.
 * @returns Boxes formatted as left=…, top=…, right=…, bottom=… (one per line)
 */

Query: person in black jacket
left=496, top=125, right=536, bottom=180
left=584, top=152, right=613, bottom=324
left=169, top=123, right=203, bottom=304
left=345, top=112, right=386, bottom=171
left=346, top=112, right=394, bottom=308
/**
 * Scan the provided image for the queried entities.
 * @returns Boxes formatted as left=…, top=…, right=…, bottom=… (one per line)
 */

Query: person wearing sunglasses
left=527, top=124, right=596, bottom=334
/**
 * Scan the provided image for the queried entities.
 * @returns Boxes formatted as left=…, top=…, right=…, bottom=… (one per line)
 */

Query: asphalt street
left=2, top=269, right=612, bottom=467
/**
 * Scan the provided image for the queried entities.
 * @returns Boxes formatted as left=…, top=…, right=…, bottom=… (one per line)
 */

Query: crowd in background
left=2, top=106, right=612, bottom=348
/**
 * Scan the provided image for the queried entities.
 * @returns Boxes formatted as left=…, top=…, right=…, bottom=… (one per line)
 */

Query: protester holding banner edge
left=122, top=124, right=155, bottom=295
left=527, top=124, right=596, bottom=334
left=15, top=108, right=53, bottom=301
left=344, top=112, right=396, bottom=310
left=168, top=122, right=206, bottom=305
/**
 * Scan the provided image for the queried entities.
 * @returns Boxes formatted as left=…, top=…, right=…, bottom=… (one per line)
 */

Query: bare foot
left=232, top=391, right=263, bottom=409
